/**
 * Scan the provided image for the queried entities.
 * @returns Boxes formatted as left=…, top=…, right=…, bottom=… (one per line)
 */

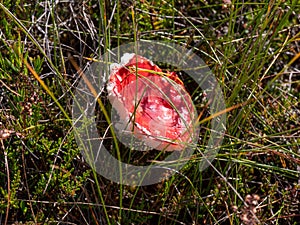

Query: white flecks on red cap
left=107, top=54, right=197, bottom=151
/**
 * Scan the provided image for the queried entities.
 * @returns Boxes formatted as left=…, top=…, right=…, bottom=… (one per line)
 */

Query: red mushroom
left=107, top=53, right=197, bottom=151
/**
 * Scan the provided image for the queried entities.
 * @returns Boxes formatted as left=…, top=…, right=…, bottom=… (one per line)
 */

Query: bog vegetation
left=0, top=0, right=299, bottom=224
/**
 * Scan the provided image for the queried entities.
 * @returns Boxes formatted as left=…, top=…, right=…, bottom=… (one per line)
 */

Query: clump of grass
left=0, top=0, right=299, bottom=224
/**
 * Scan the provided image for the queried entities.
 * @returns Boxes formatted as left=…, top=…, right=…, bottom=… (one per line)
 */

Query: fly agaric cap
left=107, top=53, right=197, bottom=151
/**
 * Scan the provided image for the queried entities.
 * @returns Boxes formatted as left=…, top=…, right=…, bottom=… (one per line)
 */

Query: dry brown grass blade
left=198, top=99, right=252, bottom=124
left=68, top=54, right=111, bottom=124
